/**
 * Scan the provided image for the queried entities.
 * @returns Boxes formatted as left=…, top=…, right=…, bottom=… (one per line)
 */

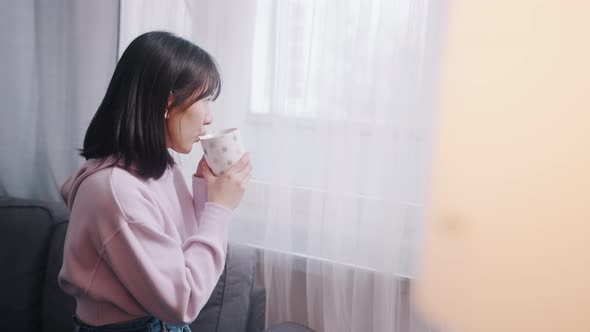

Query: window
left=251, top=0, right=315, bottom=117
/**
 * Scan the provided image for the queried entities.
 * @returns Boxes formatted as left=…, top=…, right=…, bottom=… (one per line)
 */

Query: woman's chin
left=171, top=145, right=193, bottom=154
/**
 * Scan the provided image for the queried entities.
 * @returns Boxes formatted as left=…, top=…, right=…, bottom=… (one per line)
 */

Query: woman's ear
left=166, top=92, right=175, bottom=110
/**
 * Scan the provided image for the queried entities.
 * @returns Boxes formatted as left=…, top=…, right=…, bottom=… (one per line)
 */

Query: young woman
left=58, top=31, right=252, bottom=332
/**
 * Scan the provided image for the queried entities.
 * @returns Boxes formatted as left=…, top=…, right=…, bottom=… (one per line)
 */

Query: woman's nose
left=204, top=112, right=213, bottom=125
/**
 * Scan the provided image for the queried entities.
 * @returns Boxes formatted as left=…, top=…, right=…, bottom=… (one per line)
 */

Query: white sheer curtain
left=0, top=0, right=120, bottom=201
left=120, top=1, right=445, bottom=330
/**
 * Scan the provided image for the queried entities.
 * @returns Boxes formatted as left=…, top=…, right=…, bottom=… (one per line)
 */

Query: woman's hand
left=194, top=157, right=207, bottom=178
left=202, top=153, right=252, bottom=210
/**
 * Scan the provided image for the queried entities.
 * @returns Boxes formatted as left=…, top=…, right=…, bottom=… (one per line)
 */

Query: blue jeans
left=72, top=314, right=191, bottom=332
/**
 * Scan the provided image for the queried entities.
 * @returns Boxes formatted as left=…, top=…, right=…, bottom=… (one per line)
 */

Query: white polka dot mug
left=199, top=128, right=246, bottom=176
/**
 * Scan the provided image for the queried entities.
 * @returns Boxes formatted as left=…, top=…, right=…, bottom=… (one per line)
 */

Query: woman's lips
left=195, top=132, right=207, bottom=142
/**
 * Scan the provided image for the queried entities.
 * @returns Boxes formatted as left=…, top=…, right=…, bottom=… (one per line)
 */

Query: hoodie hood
left=60, top=157, right=131, bottom=210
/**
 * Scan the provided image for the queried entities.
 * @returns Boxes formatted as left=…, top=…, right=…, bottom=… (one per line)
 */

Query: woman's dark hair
left=81, top=31, right=221, bottom=179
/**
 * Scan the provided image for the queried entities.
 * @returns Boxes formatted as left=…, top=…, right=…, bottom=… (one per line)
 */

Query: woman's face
left=165, top=96, right=213, bottom=154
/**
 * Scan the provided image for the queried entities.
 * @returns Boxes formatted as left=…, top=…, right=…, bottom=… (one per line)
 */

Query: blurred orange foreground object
left=414, top=1, right=590, bottom=332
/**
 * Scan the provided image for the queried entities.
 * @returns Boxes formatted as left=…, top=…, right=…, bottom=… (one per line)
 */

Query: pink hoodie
left=58, top=157, right=232, bottom=326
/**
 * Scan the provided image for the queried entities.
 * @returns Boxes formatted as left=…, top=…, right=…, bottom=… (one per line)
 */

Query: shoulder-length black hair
left=81, top=31, right=221, bottom=179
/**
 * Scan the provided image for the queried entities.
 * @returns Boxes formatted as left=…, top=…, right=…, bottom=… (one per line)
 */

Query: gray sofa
left=0, top=197, right=310, bottom=332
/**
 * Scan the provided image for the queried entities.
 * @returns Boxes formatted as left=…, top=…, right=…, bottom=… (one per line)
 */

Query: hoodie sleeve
left=192, top=176, right=209, bottom=222
left=100, top=175, right=233, bottom=326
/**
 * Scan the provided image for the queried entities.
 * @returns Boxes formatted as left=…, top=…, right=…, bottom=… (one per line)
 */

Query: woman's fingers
left=206, top=153, right=251, bottom=210
left=240, top=173, right=252, bottom=190
left=239, top=162, right=253, bottom=181
left=195, top=157, right=207, bottom=178
left=227, top=152, right=250, bottom=173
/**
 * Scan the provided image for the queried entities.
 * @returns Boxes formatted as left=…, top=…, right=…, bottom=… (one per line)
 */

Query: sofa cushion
left=189, top=251, right=228, bottom=332
left=217, top=243, right=262, bottom=332
left=265, top=322, right=315, bottom=332
left=247, top=278, right=266, bottom=332
left=190, top=244, right=266, bottom=332
left=42, top=221, right=76, bottom=332
left=0, top=198, right=67, bottom=332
